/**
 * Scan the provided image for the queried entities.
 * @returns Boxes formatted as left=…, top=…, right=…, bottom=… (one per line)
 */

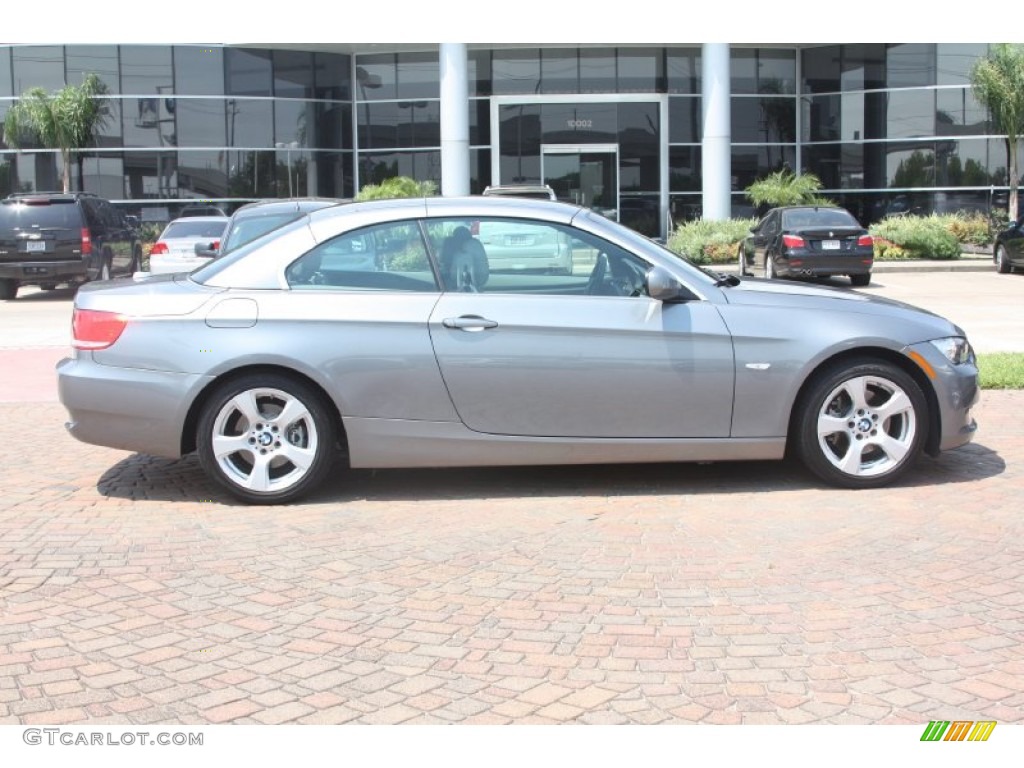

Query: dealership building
left=0, top=43, right=1001, bottom=238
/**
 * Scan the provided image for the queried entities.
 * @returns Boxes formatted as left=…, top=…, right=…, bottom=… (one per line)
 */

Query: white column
left=702, top=43, right=731, bottom=220
left=440, top=43, right=470, bottom=197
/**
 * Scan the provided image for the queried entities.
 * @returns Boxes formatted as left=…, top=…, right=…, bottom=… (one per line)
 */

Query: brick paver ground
left=1, top=391, right=1021, bottom=725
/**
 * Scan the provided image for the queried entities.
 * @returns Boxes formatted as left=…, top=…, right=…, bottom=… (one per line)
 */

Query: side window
left=765, top=213, right=779, bottom=236
left=424, top=217, right=651, bottom=298
left=285, top=220, right=438, bottom=292
left=79, top=199, right=101, bottom=230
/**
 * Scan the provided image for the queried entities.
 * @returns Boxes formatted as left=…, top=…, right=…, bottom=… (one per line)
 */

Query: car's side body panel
left=344, top=417, right=784, bottom=469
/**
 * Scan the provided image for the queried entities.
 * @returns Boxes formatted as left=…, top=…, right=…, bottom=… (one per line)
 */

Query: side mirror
left=647, top=266, right=697, bottom=303
left=194, top=242, right=219, bottom=258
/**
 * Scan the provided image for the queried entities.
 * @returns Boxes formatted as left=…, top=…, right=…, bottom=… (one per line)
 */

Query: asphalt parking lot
left=0, top=271, right=1022, bottom=725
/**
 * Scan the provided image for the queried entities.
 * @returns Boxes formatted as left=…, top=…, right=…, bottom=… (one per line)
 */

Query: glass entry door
left=541, top=144, right=618, bottom=220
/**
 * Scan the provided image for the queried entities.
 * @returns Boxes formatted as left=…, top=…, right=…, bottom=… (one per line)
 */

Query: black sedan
left=739, top=206, right=874, bottom=287
left=993, top=217, right=1024, bottom=274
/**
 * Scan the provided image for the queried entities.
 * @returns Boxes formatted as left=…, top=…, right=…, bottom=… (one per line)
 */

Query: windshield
left=782, top=208, right=858, bottom=228
left=162, top=220, right=228, bottom=238
left=0, top=201, right=80, bottom=229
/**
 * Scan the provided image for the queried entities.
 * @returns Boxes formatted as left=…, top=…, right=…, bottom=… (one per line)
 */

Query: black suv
left=0, top=192, right=142, bottom=300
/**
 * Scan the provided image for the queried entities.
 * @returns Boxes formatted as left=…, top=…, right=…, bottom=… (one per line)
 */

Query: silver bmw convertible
left=58, top=196, right=979, bottom=504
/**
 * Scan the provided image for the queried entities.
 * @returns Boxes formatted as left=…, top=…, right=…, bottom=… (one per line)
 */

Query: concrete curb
left=715, top=256, right=994, bottom=275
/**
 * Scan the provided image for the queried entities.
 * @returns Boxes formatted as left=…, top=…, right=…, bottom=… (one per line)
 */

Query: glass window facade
left=0, top=43, right=1010, bottom=228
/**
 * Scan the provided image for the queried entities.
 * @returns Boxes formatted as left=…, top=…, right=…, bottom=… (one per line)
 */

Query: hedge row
left=665, top=211, right=992, bottom=264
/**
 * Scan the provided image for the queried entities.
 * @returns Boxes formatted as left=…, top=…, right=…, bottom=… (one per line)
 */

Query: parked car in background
left=196, top=198, right=345, bottom=260
left=148, top=216, right=229, bottom=275
left=0, top=192, right=142, bottom=300
left=482, top=184, right=557, bottom=201
left=739, top=205, right=874, bottom=287
left=993, top=217, right=1024, bottom=274
left=59, top=196, right=978, bottom=505
left=477, top=188, right=572, bottom=274
left=179, top=203, right=228, bottom=218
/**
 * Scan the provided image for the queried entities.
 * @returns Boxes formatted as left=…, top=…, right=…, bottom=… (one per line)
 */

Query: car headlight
left=930, top=336, right=975, bottom=366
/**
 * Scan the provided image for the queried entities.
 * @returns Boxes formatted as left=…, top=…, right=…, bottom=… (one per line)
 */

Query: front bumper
left=906, top=340, right=980, bottom=453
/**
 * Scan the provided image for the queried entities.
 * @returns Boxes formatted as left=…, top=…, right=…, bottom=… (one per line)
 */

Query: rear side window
left=0, top=200, right=82, bottom=230
left=286, top=221, right=438, bottom=292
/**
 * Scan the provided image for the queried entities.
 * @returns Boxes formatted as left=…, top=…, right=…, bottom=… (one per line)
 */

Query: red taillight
left=782, top=234, right=806, bottom=248
left=72, top=309, right=128, bottom=350
left=210, top=240, right=220, bottom=250
left=81, top=227, right=92, bottom=255
left=150, top=242, right=168, bottom=255
left=858, top=234, right=873, bottom=247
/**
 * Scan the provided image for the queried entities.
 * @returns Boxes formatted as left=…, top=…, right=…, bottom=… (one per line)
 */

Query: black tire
left=850, top=273, right=871, bottom=287
left=794, top=358, right=927, bottom=489
left=196, top=373, right=337, bottom=504
left=0, top=279, right=17, bottom=301
left=996, top=244, right=1012, bottom=274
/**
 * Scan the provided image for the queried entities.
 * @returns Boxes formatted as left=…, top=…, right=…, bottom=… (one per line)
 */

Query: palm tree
left=745, top=169, right=831, bottom=210
left=970, top=44, right=1024, bottom=221
left=3, top=73, right=110, bottom=193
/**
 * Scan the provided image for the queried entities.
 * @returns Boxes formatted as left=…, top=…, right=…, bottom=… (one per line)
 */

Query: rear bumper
left=779, top=249, right=873, bottom=277
left=57, top=352, right=213, bottom=459
left=0, top=259, right=88, bottom=282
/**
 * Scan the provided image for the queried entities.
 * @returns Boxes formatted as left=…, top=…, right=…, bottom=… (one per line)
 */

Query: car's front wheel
left=996, top=244, right=1012, bottom=274
left=197, top=373, right=337, bottom=504
left=794, top=359, right=927, bottom=489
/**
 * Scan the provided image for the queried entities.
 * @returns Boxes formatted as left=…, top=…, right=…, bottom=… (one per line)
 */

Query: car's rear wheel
left=197, top=373, right=337, bottom=504
left=0, top=279, right=17, bottom=301
left=850, top=273, right=871, bottom=287
left=794, top=358, right=927, bottom=489
left=996, top=244, right=1012, bottom=274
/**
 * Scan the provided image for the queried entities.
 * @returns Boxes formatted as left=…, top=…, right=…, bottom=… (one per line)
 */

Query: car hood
left=721, top=276, right=965, bottom=337
left=74, top=273, right=226, bottom=316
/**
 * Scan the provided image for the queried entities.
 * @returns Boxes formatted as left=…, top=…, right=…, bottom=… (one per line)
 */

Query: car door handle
left=442, top=315, right=498, bottom=332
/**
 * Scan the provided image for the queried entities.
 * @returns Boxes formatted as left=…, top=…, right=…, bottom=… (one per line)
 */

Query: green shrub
left=356, top=176, right=438, bottom=201
left=869, top=215, right=961, bottom=260
left=666, top=218, right=758, bottom=265
left=937, top=211, right=992, bottom=247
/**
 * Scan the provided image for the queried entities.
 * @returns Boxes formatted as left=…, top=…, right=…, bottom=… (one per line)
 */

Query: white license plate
left=822, top=240, right=841, bottom=250
left=26, top=240, right=46, bottom=252
left=506, top=235, right=534, bottom=246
